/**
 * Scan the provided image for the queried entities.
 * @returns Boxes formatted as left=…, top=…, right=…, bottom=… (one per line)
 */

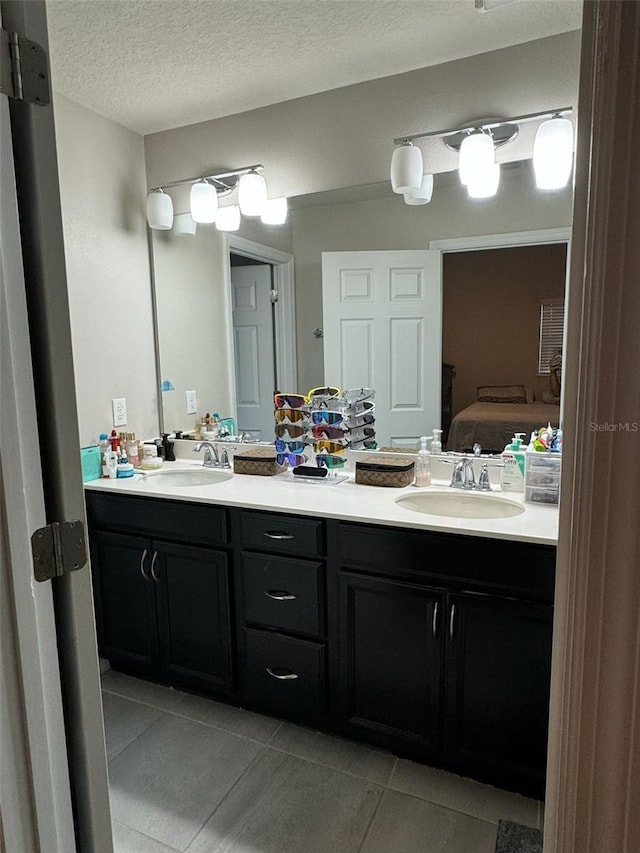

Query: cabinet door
left=155, top=542, right=233, bottom=695
left=338, top=572, right=443, bottom=759
left=444, top=592, right=553, bottom=797
left=91, top=530, right=158, bottom=675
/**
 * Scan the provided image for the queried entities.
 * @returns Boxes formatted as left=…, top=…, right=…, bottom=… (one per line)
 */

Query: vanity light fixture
left=190, top=180, right=218, bottom=223
left=215, top=204, right=241, bottom=232
left=173, top=212, right=197, bottom=236
left=403, top=173, right=434, bottom=205
left=238, top=170, right=268, bottom=216
left=146, top=189, right=174, bottom=230
left=261, top=196, right=288, bottom=225
left=391, top=106, right=574, bottom=204
left=533, top=115, right=574, bottom=190
left=146, top=164, right=287, bottom=231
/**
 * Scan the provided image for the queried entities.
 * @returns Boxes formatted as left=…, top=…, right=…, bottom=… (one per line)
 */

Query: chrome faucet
left=193, top=441, right=230, bottom=469
left=451, top=458, right=476, bottom=490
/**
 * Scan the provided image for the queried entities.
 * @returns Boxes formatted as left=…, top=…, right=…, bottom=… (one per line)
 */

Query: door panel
left=92, top=531, right=158, bottom=674
left=156, top=542, right=233, bottom=694
left=231, top=264, right=274, bottom=438
left=445, top=591, right=553, bottom=796
left=338, top=572, right=443, bottom=757
left=322, top=250, right=441, bottom=447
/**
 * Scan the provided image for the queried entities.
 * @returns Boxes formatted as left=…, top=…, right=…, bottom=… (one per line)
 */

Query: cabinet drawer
left=87, top=493, right=228, bottom=547
left=242, top=627, right=326, bottom=720
left=239, top=510, right=324, bottom=558
left=335, top=522, right=556, bottom=603
left=240, top=553, right=324, bottom=638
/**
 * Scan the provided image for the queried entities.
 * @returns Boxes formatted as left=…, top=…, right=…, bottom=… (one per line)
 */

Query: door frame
left=430, top=227, right=572, bottom=421
left=223, top=235, right=297, bottom=394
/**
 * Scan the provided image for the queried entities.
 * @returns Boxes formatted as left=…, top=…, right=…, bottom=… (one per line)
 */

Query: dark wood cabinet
left=87, top=491, right=555, bottom=797
left=330, top=520, right=555, bottom=797
left=337, top=572, right=443, bottom=759
left=88, top=496, right=233, bottom=695
left=444, top=592, right=553, bottom=793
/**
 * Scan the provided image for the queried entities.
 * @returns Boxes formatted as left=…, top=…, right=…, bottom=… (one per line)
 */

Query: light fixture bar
left=393, top=107, right=573, bottom=146
left=149, top=164, right=264, bottom=193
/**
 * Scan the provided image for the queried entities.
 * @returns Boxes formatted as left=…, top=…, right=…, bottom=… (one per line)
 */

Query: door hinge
left=270, top=289, right=279, bottom=303
left=31, top=520, right=87, bottom=582
left=0, top=28, right=50, bottom=106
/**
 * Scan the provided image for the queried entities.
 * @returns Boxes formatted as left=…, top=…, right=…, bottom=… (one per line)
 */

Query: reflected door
left=322, top=250, right=441, bottom=447
left=231, top=264, right=275, bottom=438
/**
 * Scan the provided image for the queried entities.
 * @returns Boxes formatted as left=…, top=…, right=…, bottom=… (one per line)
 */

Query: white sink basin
left=396, top=490, right=525, bottom=519
left=141, top=468, right=233, bottom=487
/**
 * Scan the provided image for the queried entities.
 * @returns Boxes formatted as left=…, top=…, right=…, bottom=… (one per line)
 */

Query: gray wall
left=54, top=94, right=158, bottom=446
left=144, top=32, right=581, bottom=199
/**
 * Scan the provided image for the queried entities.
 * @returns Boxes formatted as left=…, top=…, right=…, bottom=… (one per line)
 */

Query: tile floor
left=101, top=670, right=544, bottom=853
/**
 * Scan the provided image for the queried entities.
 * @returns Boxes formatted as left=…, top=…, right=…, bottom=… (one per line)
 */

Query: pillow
left=477, top=384, right=527, bottom=404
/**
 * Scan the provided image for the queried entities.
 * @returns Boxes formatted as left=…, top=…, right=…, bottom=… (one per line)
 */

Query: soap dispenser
left=430, top=428, right=443, bottom=456
left=501, top=433, right=526, bottom=492
left=413, top=436, right=432, bottom=487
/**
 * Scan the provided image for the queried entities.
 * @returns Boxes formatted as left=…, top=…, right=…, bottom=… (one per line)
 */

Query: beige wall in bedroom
left=442, top=243, right=567, bottom=416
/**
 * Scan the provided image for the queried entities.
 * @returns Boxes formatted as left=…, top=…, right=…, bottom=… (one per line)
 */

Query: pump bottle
left=413, top=436, right=432, bottom=487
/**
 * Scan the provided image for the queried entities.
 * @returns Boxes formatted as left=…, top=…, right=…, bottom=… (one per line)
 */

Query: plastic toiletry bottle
left=99, top=433, right=111, bottom=477
left=106, top=450, right=119, bottom=479
left=414, top=436, right=432, bottom=487
left=116, top=456, right=135, bottom=478
left=430, top=428, right=443, bottom=456
left=125, top=433, right=140, bottom=467
left=501, top=433, right=527, bottom=492
left=161, top=433, right=176, bottom=462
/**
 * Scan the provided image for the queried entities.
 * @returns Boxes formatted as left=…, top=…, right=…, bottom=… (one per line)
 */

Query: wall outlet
left=185, top=389, right=198, bottom=414
left=112, top=397, right=127, bottom=427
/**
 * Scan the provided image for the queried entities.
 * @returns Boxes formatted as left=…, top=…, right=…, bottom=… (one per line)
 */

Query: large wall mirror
left=151, top=159, right=572, bottom=449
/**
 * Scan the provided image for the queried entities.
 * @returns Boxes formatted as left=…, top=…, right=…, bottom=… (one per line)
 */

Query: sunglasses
left=314, top=440, right=347, bottom=454
left=312, top=424, right=347, bottom=440
left=311, top=411, right=343, bottom=426
left=277, top=452, right=309, bottom=467
left=349, top=426, right=376, bottom=438
left=345, top=410, right=375, bottom=427
left=274, top=392, right=309, bottom=409
left=307, top=385, right=341, bottom=400
left=274, top=423, right=306, bottom=439
left=316, top=453, right=347, bottom=470
left=350, top=437, right=377, bottom=449
left=275, top=439, right=307, bottom=453
left=274, top=408, right=308, bottom=423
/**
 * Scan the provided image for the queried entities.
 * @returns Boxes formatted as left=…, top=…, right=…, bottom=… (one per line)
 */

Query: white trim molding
left=223, top=234, right=297, bottom=392
left=429, top=227, right=572, bottom=254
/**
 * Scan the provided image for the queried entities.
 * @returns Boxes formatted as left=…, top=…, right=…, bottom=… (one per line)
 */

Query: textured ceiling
left=46, top=0, right=583, bottom=136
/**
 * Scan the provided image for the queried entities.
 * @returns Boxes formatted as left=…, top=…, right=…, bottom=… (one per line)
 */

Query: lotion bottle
left=413, top=436, right=432, bottom=487
left=430, top=428, right=443, bottom=456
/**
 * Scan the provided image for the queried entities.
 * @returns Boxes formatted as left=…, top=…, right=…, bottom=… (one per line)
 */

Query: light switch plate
left=185, top=389, right=198, bottom=414
left=112, top=397, right=127, bottom=426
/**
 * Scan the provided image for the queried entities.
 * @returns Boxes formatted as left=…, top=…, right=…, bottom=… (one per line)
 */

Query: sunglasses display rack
left=273, top=388, right=377, bottom=484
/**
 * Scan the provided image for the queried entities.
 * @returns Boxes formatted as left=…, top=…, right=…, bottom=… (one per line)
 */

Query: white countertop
left=85, top=459, right=558, bottom=546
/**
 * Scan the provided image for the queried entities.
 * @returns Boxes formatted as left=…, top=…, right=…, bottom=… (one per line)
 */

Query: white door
left=0, top=84, right=77, bottom=852
left=322, top=250, right=442, bottom=447
left=231, top=264, right=275, bottom=438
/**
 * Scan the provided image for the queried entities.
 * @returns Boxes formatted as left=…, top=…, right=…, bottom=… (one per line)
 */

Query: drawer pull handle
left=265, top=590, right=297, bottom=601
left=264, top=531, right=295, bottom=540
left=140, top=549, right=150, bottom=581
left=150, top=551, right=160, bottom=582
left=449, top=603, right=456, bottom=640
left=432, top=601, right=439, bottom=639
left=266, top=667, right=299, bottom=680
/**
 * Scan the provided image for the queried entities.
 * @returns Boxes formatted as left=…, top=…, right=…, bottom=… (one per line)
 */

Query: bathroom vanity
left=85, top=465, right=557, bottom=799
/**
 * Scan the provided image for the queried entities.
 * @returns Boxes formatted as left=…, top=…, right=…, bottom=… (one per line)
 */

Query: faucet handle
left=477, top=463, right=491, bottom=491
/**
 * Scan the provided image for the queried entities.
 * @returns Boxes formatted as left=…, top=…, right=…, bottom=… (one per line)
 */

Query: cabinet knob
left=140, top=548, right=150, bottom=581
left=265, top=590, right=297, bottom=601
left=264, top=531, right=295, bottom=541
left=266, top=667, right=299, bottom=680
